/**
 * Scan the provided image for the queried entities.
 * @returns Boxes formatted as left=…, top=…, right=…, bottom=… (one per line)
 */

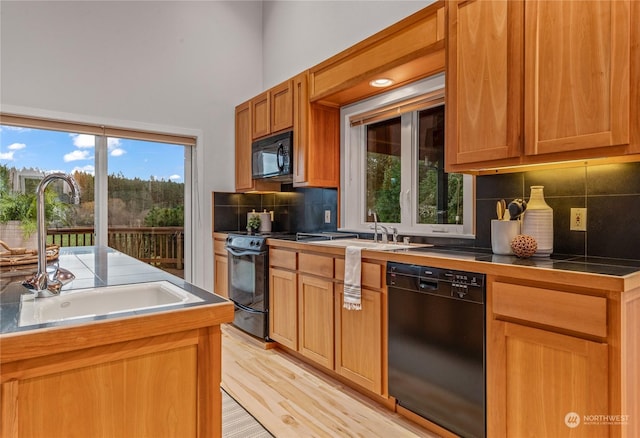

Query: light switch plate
left=570, top=208, right=587, bottom=231
left=324, top=210, right=331, bottom=223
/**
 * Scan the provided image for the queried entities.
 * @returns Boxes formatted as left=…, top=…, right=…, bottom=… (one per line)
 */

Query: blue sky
left=0, top=125, right=184, bottom=182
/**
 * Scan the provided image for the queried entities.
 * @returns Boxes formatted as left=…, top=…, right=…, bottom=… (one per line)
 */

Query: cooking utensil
left=508, top=199, right=527, bottom=220
left=496, top=199, right=506, bottom=220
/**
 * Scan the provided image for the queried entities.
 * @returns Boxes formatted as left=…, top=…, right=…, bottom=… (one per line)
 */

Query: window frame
left=0, top=113, right=197, bottom=280
left=339, top=73, right=475, bottom=238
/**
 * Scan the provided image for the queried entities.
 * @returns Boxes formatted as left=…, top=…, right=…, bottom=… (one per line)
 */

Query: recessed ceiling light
left=369, top=78, right=394, bottom=88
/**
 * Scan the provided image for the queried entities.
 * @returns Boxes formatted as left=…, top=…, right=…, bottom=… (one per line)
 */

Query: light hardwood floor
left=221, top=324, right=438, bottom=438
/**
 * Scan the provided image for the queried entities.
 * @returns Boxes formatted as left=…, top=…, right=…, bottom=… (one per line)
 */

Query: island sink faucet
left=23, top=173, right=80, bottom=297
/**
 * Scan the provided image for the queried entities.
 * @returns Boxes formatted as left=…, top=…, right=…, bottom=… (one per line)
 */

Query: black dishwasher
left=387, top=262, right=485, bottom=438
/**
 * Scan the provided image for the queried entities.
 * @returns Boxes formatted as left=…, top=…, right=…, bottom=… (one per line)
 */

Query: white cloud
left=70, top=134, right=95, bottom=148
left=64, top=150, right=92, bottom=162
left=8, top=143, right=26, bottom=150
left=108, top=138, right=121, bottom=148
left=169, top=174, right=182, bottom=181
left=0, top=126, right=30, bottom=133
left=71, top=165, right=95, bottom=176
left=110, top=148, right=126, bottom=157
left=0, top=151, right=15, bottom=160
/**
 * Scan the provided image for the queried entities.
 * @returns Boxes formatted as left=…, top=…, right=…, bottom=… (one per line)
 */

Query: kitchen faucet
left=368, top=209, right=391, bottom=243
left=368, top=209, right=380, bottom=242
left=23, top=173, right=80, bottom=297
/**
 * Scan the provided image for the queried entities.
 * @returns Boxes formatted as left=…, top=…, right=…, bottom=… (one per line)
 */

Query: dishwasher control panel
left=387, top=262, right=485, bottom=303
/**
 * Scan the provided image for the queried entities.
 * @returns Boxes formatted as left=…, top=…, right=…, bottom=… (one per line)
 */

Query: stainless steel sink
left=19, top=281, right=204, bottom=327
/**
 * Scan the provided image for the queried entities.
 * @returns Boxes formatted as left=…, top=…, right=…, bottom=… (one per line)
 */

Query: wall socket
left=570, top=208, right=587, bottom=231
left=324, top=210, right=331, bottom=223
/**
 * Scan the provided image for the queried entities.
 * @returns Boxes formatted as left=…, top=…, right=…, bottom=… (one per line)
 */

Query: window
left=0, top=118, right=194, bottom=278
left=341, top=74, right=474, bottom=237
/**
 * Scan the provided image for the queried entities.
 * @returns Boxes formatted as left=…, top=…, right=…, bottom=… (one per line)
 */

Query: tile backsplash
left=213, top=162, right=640, bottom=261
left=213, top=185, right=338, bottom=234
left=476, top=162, right=640, bottom=260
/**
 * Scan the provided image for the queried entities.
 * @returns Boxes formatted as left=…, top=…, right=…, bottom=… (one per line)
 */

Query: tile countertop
left=266, top=238, right=640, bottom=293
left=0, top=246, right=228, bottom=335
left=382, top=246, right=640, bottom=292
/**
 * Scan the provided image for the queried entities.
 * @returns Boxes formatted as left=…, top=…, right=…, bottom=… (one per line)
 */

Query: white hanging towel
left=343, top=246, right=363, bottom=310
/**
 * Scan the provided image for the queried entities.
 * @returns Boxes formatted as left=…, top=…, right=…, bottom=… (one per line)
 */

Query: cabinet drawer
left=213, top=238, right=227, bottom=256
left=270, top=248, right=297, bottom=270
left=299, top=253, right=333, bottom=278
left=334, top=259, right=382, bottom=290
left=492, top=282, right=607, bottom=338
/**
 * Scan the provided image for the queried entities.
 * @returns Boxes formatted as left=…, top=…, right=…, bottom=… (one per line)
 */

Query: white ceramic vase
left=522, top=186, right=553, bottom=256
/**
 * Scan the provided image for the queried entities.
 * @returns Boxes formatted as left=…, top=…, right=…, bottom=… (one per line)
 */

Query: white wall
left=1, top=0, right=263, bottom=289
left=1, top=0, right=434, bottom=291
left=262, top=1, right=434, bottom=88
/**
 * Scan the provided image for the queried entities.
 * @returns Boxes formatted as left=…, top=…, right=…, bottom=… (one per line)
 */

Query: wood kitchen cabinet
left=269, top=248, right=298, bottom=349
left=267, top=243, right=386, bottom=397
left=446, top=0, right=640, bottom=172
left=298, top=273, right=335, bottom=369
left=292, top=71, right=340, bottom=188
left=487, top=280, right=610, bottom=437
left=335, top=284, right=383, bottom=395
left=234, top=101, right=280, bottom=193
left=213, top=233, right=228, bottom=298
left=269, top=267, right=298, bottom=349
left=251, top=79, right=293, bottom=140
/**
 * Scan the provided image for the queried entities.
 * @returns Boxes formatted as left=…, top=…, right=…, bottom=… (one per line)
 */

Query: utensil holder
left=491, top=220, right=520, bottom=255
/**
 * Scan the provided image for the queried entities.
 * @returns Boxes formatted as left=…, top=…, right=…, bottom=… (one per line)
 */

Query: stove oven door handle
left=225, top=247, right=264, bottom=257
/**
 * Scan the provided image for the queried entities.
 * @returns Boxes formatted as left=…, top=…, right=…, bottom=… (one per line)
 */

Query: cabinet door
left=234, top=101, right=254, bottom=192
left=251, top=91, right=270, bottom=139
left=524, top=0, right=630, bottom=156
left=335, top=285, right=382, bottom=395
left=293, top=71, right=340, bottom=188
left=488, top=320, right=609, bottom=437
left=298, top=274, right=334, bottom=369
left=445, top=0, right=523, bottom=168
left=269, top=268, right=298, bottom=349
left=214, top=254, right=228, bottom=298
left=270, top=80, right=293, bottom=133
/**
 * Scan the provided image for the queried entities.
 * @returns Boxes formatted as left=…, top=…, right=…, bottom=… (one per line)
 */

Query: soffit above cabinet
left=308, top=1, right=445, bottom=107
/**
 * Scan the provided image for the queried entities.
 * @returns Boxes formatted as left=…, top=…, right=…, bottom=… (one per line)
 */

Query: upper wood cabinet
left=234, top=100, right=280, bottom=193
left=446, top=0, right=639, bottom=173
left=251, top=80, right=293, bottom=140
left=235, top=101, right=254, bottom=192
left=445, top=0, right=523, bottom=166
left=293, top=71, right=340, bottom=188
left=309, top=2, right=445, bottom=107
left=524, top=0, right=630, bottom=157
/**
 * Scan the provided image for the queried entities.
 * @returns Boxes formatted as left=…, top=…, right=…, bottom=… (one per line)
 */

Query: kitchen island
left=0, top=246, right=234, bottom=438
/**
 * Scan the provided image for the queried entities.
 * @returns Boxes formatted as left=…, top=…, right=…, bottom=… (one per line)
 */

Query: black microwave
left=251, top=131, right=293, bottom=181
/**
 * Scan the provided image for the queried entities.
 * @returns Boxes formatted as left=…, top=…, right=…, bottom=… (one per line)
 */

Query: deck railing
left=47, top=226, right=184, bottom=274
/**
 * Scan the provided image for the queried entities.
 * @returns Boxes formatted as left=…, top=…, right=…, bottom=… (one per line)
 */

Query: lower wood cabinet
left=489, top=320, right=609, bottom=437
left=298, top=274, right=334, bottom=369
left=213, top=233, right=228, bottom=298
left=268, top=245, right=385, bottom=397
left=335, top=284, right=382, bottom=395
left=269, top=267, right=298, bottom=350
left=488, top=280, right=611, bottom=437
left=214, top=254, right=228, bottom=298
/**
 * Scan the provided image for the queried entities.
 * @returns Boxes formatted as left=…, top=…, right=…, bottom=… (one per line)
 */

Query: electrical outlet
left=570, top=208, right=587, bottom=231
left=324, top=210, right=331, bottom=224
